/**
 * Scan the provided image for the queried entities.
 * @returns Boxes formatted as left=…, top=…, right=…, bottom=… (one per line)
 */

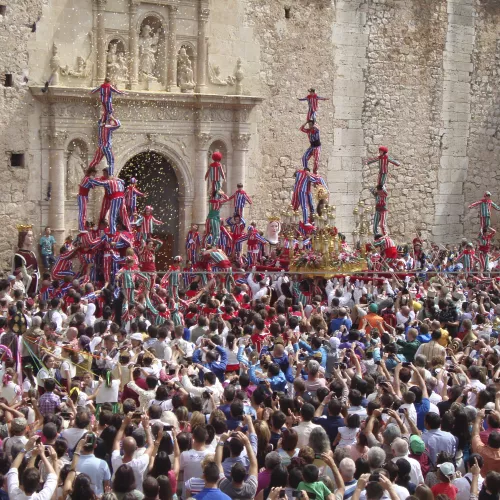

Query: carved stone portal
left=66, top=141, right=88, bottom=199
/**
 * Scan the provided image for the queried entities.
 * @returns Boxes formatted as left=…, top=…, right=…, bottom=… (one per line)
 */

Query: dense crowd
left=0, top=268, right=498, bottom=500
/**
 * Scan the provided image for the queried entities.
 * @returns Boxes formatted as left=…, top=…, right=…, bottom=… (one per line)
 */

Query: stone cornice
left=30, top=86, right=263, bottom=110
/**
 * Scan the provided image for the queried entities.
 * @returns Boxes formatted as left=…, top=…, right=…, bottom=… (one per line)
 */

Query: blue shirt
left=195, top=488, right=232, bottom=500
left=414, top=398, right=431, bottom=431
left=329, top=317, right=352, bottom=334
left=222, top=433, right=258, bottom=478
left=76, top=453, right=111, bottom=495
left=421, top=428, right=458, bottom=464
left=416, top=333, right=431, bottom=344
left=39, top=235, right=56, bottom=256
left=193, top=345, right=228, bottom=383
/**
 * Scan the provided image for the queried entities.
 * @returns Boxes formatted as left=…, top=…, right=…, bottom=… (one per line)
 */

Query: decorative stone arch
left=115, top=141, right=193, bottom=199
left=106, top=35, right=127, bottom=54
left=136, top=11, right=166, bottom=33
left=115, top=141, right=194, bottom=244
left=63, top=133, right=91, bottom=155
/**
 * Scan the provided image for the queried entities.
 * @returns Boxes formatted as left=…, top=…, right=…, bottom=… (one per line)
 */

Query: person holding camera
left=179, top=366, right=223, bottom=414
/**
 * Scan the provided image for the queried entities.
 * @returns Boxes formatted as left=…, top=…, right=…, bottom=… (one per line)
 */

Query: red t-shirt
left=121, top=377, right=148, bottom=405
left=431, top=483, right=458, bottom=500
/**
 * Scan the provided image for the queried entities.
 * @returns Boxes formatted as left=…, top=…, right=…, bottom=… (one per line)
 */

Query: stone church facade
left=1, top=0, right=500, bottom=268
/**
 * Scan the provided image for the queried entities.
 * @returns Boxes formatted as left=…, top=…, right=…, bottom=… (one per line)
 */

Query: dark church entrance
left=120, top=151, right=180, bottom=269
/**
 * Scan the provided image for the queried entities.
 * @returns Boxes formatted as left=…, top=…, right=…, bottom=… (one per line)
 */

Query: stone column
left=167, top=5, right=178, bottom=92
left=231, top=132, right=251, bottom=192
left=95, top=0, right=107, bottom=82
left=193, top=132, right=212, bottom=225
left=128, top=0, right=139, bottom=89
left=195, top=7, right=209, bottom=94
left=49, top=130, right=68, bottom=247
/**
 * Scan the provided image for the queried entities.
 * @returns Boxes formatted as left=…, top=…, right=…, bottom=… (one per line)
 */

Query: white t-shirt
left=60, top=360, right=76, bottom=380
left=95, top=379, right=120, bottom=404
left=337, top=426, right=359, bottom=447
left=61, top=428, right=87, bottom=450
left=111, top=451, right=149, bottom=492
left=180, top=448, right=213, bottom=496
left=1, top=382, right=21, bottom=405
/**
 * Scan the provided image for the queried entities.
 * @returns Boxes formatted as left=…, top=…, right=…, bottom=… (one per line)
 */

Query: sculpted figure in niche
left=106, top=43, right=121, bottom=83
left=265, top=219, right=282, bottom=245
left=67, top=145, right=87, bottom=198
left=178, top=47, right=195, bottom=92
left=117, top=52, right=129, bottom=81
left=139, top=24, right=158, bottom=79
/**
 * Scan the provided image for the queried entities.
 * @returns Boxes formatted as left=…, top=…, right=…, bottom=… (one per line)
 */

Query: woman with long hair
left=156, top=475, right=174, bottom=500
left=21, top=364, right=37, bottom=398
left=69, top=474, right=98, bottom=500
left=112, top=464, right=142, bottom=500
left=254, top=420, right=271, bottom=469
left=36, top=354, right=56, bottom=395
left=224, top=333, right=240, bottom=373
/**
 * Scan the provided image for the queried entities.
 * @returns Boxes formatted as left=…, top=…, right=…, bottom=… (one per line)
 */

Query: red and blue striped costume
left=90, top=81, right=125, bottom=121
left=468, top=194, right=500, bottom=234
left=228, top=189, right=252, bottom=217
left=185, top=229, right=201, bottom=263
left=205, top=154, right=226, bottom=195
left=301, top=124, right=321, bottom=173
left=371, top=186, right=388, bottom=235
left=291, top=169, right=327, bottom=223
left=124, top=180, right=144, bottom=220
left=225, top=216, right=246, bottom=255
left=135, top=209, right=163, bottom=240
left=139, top=239, right=162, bottom=289
left=77, top=175, right=98, bottom=231
left=237, top=227, right=267, bottom=266
left=364, top=147, right=400, bottom=186
left=219, top=224, right=233, bottom=255
left=298, top=92, right=328, bottom=121
left=182, top=265, right=196, bottom=289
left=51, top=248, right=78, bottom=280
left=89, top=119, right=121, bottom=176
left=94, top=176, right=131, bottom=234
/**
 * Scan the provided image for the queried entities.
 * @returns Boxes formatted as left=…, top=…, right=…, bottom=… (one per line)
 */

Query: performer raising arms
left=138, top=237, right=163, bottom=289
left=300, top=120, right=322, bottom=174
left=135, top=206, right=163, bottom=242
left=298, top=88, right=329, bottom=121
left=124, top=178, right=145, bottom=221
left=364, top=146, right=400, bottom=187
left=468, top=191, right=500, bottom=235
left=228, top=183, right=252, bottom=217
left=90, top=77, right=125, bottom=124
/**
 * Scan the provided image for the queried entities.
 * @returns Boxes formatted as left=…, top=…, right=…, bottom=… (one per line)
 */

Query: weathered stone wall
left=0, top=0, right=46, bottom=270
left=360, top=0, right=446, bottom=241
left=465, top=0, right=500, bottom=238
left=243, top=0, right=336, bottom=225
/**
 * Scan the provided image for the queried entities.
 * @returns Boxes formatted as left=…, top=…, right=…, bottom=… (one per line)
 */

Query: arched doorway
left=120, top=151, right=179, bottom=268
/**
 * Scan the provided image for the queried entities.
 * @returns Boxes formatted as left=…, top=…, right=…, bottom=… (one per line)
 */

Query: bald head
left=66, top=327, right=78, bottom=342
left=123, top=436, right=137, bottom=456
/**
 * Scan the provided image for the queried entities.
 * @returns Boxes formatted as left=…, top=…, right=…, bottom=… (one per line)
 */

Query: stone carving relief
left=234, top=58, right=244, bottom=95
left=231, top=133, right=251, bottom=150
left=66, top=141, right=88, bottom=198
left=106, top=40, right=128, bottom=84
left=139, top=24, right=159, bottom=81
left=177, top=47, right=195, bottom=93
left=60, top=33, right=94, bottom=84
left=50, top=44, right=61, bottom=86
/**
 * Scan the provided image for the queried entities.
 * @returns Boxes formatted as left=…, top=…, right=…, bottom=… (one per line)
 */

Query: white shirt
left=454, top=473, right=484, bottom=500
left=111, top=451, right=149, bottom=492
left=7, top=469, right=57, bottom=500
left=61, top=427, right=87, bottom=450
left=95, top=379, right=120, bottom=404
left=396, top=310, right=415, bottom=326
left=50, top=310, right=63, bottom=332
left=180, top=448, right=213, bottom=497
left=391, top=454, right=424, bottom=485
left=467, top=379, right=486, bottom=407
left=60, top=360, right=76, bottom=380
left=295, top=421, right=320, bottom=449
left=180, top=375, right=223, bottom=414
